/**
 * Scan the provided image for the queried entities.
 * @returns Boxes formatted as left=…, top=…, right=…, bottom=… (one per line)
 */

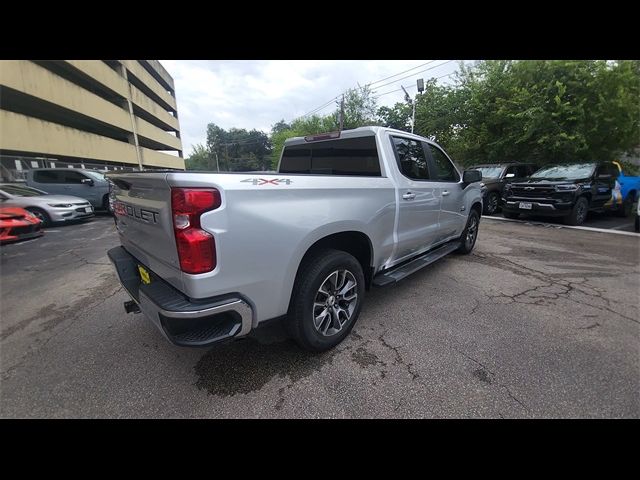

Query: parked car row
left=472, top=160, right=640, bottom=226
left=0, top=167, right=113, bottom=244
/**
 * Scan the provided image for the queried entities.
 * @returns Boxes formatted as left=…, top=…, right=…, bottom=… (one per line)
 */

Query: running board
left=372, top=241, right=461, bottom=287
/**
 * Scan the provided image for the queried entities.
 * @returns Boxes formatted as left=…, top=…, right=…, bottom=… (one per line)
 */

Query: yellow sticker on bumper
left=138, top=265, right=151, bottom=284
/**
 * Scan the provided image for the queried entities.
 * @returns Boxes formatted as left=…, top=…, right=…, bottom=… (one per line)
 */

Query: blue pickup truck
left=613, top=161, right=640, bottom=217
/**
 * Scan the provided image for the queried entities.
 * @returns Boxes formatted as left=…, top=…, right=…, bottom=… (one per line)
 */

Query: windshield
left=530, top=163, right=596, bottom=180
left=0, top=184, right=46, bottom=197
left=83, top=170, right=105, bottom=181
left=472, top=166, right=504, bottom=179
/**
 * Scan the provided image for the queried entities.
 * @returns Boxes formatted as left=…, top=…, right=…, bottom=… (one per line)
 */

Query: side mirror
left=463, top=169, right=482, bottom=184
left=505, top=173, right=515, bottom=178
left=81, top=178, right=95, bottom=186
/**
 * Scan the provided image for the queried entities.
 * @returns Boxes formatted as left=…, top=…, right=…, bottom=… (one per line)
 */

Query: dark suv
left=502, top=161, right=624, bottom=225
left=469, top=163, right=538, bottom=215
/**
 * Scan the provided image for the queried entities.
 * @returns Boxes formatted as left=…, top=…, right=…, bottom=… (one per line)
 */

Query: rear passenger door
left=30, top=170, right=66, bottom=195
left=390, top=136, right=442, bottom=263
left=594, top=163, right=618, bottom=208
left=425, top=143, right=466, bottom=241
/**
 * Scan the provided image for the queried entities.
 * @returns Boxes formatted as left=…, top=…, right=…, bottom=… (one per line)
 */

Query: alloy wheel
left=312, top=269, right=358, bottom=337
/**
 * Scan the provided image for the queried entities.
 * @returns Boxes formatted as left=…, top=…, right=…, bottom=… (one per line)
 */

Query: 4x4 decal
left=241, top=178, right=293, bottom=186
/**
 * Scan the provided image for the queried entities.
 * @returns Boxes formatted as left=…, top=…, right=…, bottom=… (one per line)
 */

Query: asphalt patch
left=473, top=368, right=492, bottom=384
left=351, top=346, right=385, bottom=368
left=193, top=337, right=338, bottom=397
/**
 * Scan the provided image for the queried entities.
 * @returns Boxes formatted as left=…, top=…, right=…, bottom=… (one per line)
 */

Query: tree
left=205, top=123, right=272, bottom=171
left=206, top=123, right=226, bottom=170
left=444, top=60, right=640, bottom=166
left=271, top=119, right=291, bottom=135
left=338, top=85, right=379, bottom=129
left=377, top=103, right=412, bottom=131
left=185, top=143, right=211, bottom=170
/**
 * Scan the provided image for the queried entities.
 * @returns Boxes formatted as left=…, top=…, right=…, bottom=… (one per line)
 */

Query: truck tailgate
left=109, top=172, right=184, bottom=292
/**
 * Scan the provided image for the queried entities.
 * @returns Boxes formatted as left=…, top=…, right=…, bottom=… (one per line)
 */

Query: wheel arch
left=295, top=230, right=374, bottom=289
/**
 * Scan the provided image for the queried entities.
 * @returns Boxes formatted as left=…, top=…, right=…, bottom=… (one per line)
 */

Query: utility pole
left=415, top=78, right=424, bottom=134
left=402, top=79, right=425, bottom=134
left=210, top=141, right=221, bottom=172
left=339, top=94, right=345, bottom=132
left=401, top=85, right=415, bottom=133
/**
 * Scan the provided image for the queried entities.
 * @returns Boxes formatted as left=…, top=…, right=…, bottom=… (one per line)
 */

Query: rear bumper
left=107, top=246, right=253, bottom=347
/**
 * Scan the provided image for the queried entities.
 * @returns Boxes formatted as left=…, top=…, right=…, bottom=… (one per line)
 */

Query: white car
left=0, top=183, right=94, bottom=227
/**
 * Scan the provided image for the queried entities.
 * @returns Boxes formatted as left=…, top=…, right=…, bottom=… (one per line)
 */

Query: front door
left=425, top=143, right=466, bottom=242
left=389, top=136, right=442, bottom=264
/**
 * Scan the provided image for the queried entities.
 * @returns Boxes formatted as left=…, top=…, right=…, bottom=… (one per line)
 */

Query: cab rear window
left=280, top=136, right=381, bottom=176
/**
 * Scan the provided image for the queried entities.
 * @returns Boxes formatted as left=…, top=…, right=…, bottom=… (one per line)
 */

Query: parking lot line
left=610, top=223, right=635, bottom=231
left=483, top=215, right=640, bottom=237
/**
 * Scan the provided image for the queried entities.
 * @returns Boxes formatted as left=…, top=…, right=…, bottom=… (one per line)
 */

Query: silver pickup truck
left=107, top=127, right=483, bottom=352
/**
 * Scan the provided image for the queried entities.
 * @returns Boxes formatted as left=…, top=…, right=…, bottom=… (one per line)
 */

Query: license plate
left=519, top=202, right=533, bottom=210
left=85, top=207, right=93, bottom=213
left=138, top=265, right=151, bottom=284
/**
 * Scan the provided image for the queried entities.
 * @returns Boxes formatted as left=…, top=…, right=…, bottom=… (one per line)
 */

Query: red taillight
left=171, top=188, right=221, bottom=274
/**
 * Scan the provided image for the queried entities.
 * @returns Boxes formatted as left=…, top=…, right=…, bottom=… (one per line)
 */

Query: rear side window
left=596, top=163, right=619, bottom=179
left=390, top=137, right=430, bottom=180
left=428, top=144, right=460, bottom=182
left=33, top=170, right=64, bottom=184
left=280, top=136, right=381, bottom=176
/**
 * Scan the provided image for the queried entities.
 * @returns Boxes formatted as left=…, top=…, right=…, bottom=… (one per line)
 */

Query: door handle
left=402, top=192, right=416, bottom=201
left=442, top=190, right=450, bottom=196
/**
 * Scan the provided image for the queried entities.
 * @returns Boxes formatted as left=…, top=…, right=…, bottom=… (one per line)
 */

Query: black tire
left=616, top=193, right=634, bottom=218
left=503, top=211, right=520, bottom=220
left=26, top=207, right=51, bottom=227
left=456, top=209, right=480, bottom=254
left=287, top=248, right=365, bottom=352
left=565, top=196, right=589, bottom=226
left=483, top=192, right=500, bottom=215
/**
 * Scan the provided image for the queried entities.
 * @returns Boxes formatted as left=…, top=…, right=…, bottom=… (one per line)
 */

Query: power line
left=364, top=60, right=438, bottom=88
left=369, top=60, right=455, bottom=93
left=295, top=60, right=456, bottom=123
left=299, top=95, right=341, bottom=118
left=294, top=60, right=442, bottom=121
left=373, top=70, right=460, bottom=100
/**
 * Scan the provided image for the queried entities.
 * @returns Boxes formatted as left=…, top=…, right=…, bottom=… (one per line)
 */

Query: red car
left=0, top=207, right=44, bottom=244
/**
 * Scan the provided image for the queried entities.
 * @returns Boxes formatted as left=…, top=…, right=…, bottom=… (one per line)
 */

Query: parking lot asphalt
left=1, top=215, right=638, bottom=418
left=488, top=208, right=637, bottom=233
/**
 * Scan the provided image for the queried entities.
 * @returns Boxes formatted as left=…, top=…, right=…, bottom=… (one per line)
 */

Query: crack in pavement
left=450, top=345, right=530, bottom=414
left=378, top=332, right=420, bottom=381
left=462, top=253, right=639, bottom=325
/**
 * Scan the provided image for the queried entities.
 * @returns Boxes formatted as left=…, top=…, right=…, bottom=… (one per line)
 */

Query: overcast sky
left=160, top=60, right=466, bottom=157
